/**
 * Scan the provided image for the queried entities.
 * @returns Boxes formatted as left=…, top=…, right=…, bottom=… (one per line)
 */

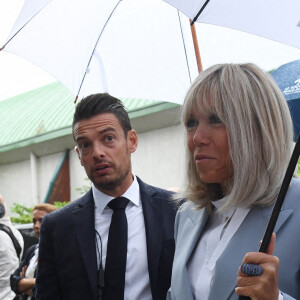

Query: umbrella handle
left=238, top=133, right=300, bottom=300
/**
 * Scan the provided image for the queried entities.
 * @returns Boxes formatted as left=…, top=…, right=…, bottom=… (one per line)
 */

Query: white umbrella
left=164, top=0, right=300, bottom=49
left=1, top=0, right=198, bottom=104
left=164, top=0, right=300, bottom=48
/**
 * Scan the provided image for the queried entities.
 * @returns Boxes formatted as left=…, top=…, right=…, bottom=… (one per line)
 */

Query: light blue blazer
left=167, top=178, right=300, bottom=300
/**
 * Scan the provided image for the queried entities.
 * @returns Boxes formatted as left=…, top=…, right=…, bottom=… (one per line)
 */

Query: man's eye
left=79, top=143, right=89, bottom=149
left=209, top=114, right=222, bottom=124
left=186, top=118, right=198, bottom=129
left=105, top=135, right=114, bottom=142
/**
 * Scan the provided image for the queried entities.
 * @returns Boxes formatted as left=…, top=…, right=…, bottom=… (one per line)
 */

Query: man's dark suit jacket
left=36, top=177, right=177, bottom=300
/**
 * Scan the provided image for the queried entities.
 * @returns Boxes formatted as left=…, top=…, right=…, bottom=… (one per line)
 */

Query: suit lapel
left=72, top=190, right=98, bottom=300
left=209, top=205, right=293, bottom=300
left=137, top=178, right=162, bottom=295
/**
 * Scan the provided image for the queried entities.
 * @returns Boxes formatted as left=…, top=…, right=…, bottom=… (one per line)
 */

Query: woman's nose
left=34, top=221, right=41, bottom=229
left=193, top=124, right=210, bottom=145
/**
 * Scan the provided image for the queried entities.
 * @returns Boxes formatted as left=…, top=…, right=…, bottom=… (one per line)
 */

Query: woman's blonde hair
left=181, top=63, right=294, bottom=210
left=33, top=203, right=57, bottom=214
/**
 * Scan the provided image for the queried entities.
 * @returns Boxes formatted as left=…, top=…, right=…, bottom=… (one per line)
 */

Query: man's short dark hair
left=72, top=93, right=132, bottom=139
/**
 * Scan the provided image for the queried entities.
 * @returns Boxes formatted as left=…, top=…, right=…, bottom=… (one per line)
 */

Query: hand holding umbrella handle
left=238, top=134, right=300, bottom=300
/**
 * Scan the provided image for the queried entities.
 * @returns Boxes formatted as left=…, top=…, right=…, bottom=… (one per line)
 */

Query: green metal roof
left=0, top=82, right=178, bottom=153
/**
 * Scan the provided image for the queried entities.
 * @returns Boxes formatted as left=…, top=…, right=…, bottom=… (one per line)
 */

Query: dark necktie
left=103, top=197, right=129, bottom=300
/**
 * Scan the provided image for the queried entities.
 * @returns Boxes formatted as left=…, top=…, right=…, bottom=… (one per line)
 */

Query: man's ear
left=75, top=146, right=83, bottom=166
left=127, top=130, right=138, bottom=153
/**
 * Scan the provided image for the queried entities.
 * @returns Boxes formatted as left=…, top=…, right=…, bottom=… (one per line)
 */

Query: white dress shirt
left=187, top=198, right=283, bottom=300
left=93, top=175, right=152, bottom=300
left=0, top=216, right=24, bottom=300
left=25, top=245, right=39, bottom=278
left=25, top=245, right=39, bottom=300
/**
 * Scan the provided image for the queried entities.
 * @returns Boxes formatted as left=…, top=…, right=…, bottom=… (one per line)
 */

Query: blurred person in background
left=0, top=194, right=24, bottom=300
left=10, top=203, right=56, bottom=300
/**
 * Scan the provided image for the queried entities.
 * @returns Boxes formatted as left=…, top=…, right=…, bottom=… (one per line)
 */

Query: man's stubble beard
left=98, top=166, right=131, bottom=191
left=91, top=157, right=132, bottom=193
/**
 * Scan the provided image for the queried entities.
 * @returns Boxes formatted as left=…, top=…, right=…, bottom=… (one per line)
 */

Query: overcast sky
left=0, top=0, right=300, bottom=101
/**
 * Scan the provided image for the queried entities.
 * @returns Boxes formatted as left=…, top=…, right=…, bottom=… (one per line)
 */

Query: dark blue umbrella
left=272, top=59, right=300, bottom=141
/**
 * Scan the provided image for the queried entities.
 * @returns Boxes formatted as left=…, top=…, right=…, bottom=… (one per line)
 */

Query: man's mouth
left=96, top=166, right=108, bottom=170
left=94, top=163, right=111, bottom=175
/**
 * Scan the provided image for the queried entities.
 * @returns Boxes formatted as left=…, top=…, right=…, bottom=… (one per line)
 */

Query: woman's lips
left=194, top=155, right=216, bottom=167
left=195, top=154, right=215, bottom=162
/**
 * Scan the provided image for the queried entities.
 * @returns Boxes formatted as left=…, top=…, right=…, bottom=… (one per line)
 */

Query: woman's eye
left=186, top=118, right=198, bottom=129
left=209, top=114, right=222, bottom=124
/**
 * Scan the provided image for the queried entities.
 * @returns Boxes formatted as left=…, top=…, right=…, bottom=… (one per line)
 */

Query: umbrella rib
left=1, top=2, right=52, bottom=50
left=191, top=0, right=211, bottom=26
left=177, top=11, right=192, bottom=84
left=76, top=1, right=122, bottom=101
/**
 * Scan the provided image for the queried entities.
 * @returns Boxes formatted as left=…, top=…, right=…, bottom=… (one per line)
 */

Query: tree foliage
left=10, top=203, right=33, bottom=224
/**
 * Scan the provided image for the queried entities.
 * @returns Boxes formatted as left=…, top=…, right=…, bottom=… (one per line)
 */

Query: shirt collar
left=92, top=175, right=140, bottom=214
left=211, top=196, right=229, bottom=210
left=210, top=196, right=235, bottom=222
left=210, top=196, right=250, bottom=226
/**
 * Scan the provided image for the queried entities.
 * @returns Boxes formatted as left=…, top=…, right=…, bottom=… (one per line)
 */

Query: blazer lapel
left=171, top=205, right=210, bottom=300
left=72, top=190, right=98, bottom=300
left=138, top=178, right=162, bottom=295
left=209, top=204, right=293, bottom=300
left=183, top=206, right=210, bottom=263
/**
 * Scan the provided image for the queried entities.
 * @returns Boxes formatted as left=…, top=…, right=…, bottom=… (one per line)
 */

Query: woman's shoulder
left=277, top=177, right=300, bottom=214
left=290, top=177, right=300, bottom=189
left=286, top=178, right=300, bottom=203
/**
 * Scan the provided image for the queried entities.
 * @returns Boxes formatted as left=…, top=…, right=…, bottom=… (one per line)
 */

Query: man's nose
left=92, top=141, right=105, bottom=158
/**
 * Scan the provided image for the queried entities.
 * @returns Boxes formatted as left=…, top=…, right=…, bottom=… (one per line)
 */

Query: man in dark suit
left=36, top=93, right=177, bottom=300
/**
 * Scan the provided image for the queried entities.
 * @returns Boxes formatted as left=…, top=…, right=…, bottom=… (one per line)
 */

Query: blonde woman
left=167, top=63, right=300, bottom=300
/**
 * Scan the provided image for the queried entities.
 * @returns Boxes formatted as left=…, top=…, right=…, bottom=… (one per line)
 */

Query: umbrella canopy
left=2, top=0, right=198, bottom=104
left=163, top=0, right=300, bottom=49
left=272, top=60, right=300, bottom=140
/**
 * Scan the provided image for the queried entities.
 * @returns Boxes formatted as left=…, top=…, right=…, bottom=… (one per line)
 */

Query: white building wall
left=69, top=149, right=89, bottom=201
left=0, top=160, right=33, bottom=210
left=132, top=124, right=186, bottom=191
